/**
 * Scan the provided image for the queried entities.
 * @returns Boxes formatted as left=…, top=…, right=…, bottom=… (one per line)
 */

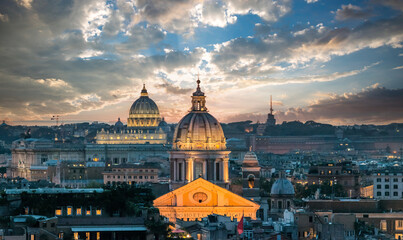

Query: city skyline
left=0, top=0, right=402, bottom=126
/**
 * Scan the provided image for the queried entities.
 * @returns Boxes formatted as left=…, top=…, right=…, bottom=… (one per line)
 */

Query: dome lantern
left=191, top=77, right=207, bottom=112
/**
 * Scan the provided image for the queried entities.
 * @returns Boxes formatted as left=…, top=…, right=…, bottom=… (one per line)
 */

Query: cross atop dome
left=193, top=74, right=204, bottom=97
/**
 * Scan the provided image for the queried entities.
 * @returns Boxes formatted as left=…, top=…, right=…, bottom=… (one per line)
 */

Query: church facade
left=154, top=178, right=259, bottom=223
left=155, top=78, right=260, bottom=222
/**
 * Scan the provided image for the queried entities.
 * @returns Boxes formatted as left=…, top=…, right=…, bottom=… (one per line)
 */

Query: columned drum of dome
left=170, top=78, right=230, bottom=190
left=127, top=84, right=161, bottom=129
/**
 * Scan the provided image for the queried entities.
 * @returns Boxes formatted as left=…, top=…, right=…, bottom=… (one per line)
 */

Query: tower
left=266, top=95, right=276, bottom=126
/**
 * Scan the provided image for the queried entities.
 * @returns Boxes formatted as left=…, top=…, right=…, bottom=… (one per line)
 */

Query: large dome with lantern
left=172, top=79, right=226, bottom=151
left=127, top=84, right=161, bottom=129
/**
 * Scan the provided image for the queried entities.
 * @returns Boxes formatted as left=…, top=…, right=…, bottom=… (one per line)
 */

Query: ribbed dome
left=242, top=151, right=259, bottom=167
left=127, top=84, right=161, bottom=128
left=173, top=112, right=226, bottom=150
left=172, top=78, right=226, bottom=151
left=271, top=174, right=295, bottom=196
left=129, top=96, right=160, bottom=116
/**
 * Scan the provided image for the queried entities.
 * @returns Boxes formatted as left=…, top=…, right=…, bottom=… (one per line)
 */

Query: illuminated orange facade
left=154, top=178, right=260, bottom=223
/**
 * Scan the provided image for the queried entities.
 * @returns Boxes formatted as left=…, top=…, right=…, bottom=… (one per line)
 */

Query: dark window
left=216, top=162, right=220, bottom=181
left=377, top=178, right=381, bottom=182
left=393, top=192, right=398, bottom=196
left=377, top=192, right=381, bottom=196
left=385, top=185, right=390, bottom=189
left=178, top=163, right=182, bottom=181
left=393, top=178, right=398, bottom=182
left=377, top=185, right=382, bottom=189
left=394, top=185, right=398, bottom=189
left=309, top=216, right=313, bottom=222
left=385, top=178, right=390, bottom=182
left=385, top=192, right=390, bottom=196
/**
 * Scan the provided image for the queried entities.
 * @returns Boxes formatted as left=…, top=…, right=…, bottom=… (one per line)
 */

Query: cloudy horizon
left=0, top=0, right=402, bottom=126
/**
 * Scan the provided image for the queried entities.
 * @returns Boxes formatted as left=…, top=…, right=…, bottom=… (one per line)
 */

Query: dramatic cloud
left=210, top=15, right=403, bottom=82
left=276, top=85, right=403, bottom=124
left=372, top=0, right=403, bottom=12
left=335, top=4, right=373, bottom=21
left=0, top=0, right=401, bottom=125
left=223, top=86, right=403, bottom=125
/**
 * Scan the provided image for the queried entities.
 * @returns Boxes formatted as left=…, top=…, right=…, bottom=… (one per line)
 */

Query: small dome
left=158, top=117, right=168, bottom=127
left=115, top=117, right=124, bottom=127
left=271, top=173, right=295, bottom=196
left=242, top=151, right=259, bottom=167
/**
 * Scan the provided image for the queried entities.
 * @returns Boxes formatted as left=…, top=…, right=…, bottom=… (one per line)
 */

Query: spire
left=141, top=83, right=148, bottom=96
left=193, top=74, right=204, bottom=96
left=270, top=95, right=273, bottom=115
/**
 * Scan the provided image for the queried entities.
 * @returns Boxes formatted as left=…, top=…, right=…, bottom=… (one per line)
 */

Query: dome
left=271, top=173, right=295, bottom=196
left=127, top=84, right=161, bottom=128
left=115, top=117, right=124, bottom=127
left=242, top=151, right=259, bottom=167
left=158, top=117, right=168, bottom=127
left=172, top=78, right=226, bottom=151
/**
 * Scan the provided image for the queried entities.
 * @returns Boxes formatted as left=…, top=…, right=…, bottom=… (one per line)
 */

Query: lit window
left=55, top=208, right=62, bottom=216
left=97, top=232, right=101, bottom=240
left=380, top=220, right=387, bottom=231
left=86, top=232, right=90, bottom=240
left=74, top=232, right=79, bottom=240
left=67, top=206, right=72, bottom=216
left=396, top=220, right=403, bottom=230
left=86, top=209, right=91, bottom=215
left=96, top=209, right=102, bottom=216
left=93, top=158, right=99, bottom=162
left=76, top=208, right=82, bottom=215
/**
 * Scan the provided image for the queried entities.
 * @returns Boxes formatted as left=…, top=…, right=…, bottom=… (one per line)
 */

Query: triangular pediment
left=154, top=178, right=259, bottom=208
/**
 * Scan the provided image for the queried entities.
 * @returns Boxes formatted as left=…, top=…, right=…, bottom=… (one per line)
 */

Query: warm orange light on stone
left=154, top=178, right=260, bottom=223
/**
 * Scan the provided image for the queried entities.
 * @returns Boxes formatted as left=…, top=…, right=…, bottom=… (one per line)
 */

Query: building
left=307, top=162, right=360, bottom=198
left=102, top=164, right=159, bottom=185
left=154, top=78, right=260, bottom=223
left=153, top=177, right=259, bottom=223
left=242, top=151, right=269, bottom=221
left=169, top=78, right=230, bottom=190
left=373, top=168, right=403, bottom=200
left=270, top=172, right=295, bottom=213
left=95, top=85, right=168, bottom=145
left=8, top=86, right=171, bottom=183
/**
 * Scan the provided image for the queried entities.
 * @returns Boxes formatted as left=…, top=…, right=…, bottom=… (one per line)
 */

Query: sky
left=0, top=0, right=402, bottom=126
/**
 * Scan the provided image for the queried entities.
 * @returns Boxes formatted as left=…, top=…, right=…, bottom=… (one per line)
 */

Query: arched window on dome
left=248, top=174, right=255, bottom=188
